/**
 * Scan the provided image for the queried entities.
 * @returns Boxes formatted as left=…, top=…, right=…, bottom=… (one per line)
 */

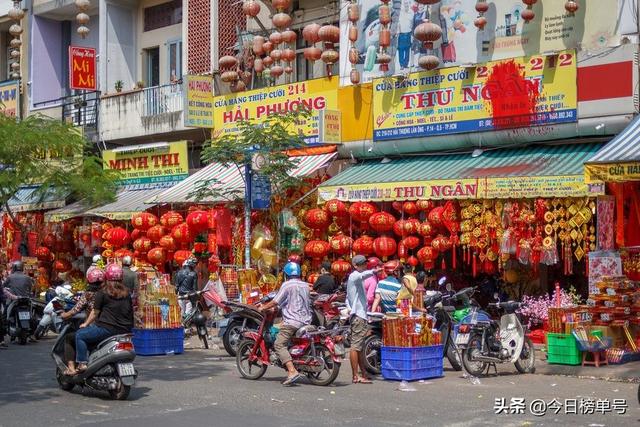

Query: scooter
left=35, top=285, right=75, bottom=339
left=456, top=294, right=535, bottom=377
left=6, top=297, right=36, bottom=345
left=179, top=290, right=211, bottom=349
left=51, top=314, right=137, bottom=400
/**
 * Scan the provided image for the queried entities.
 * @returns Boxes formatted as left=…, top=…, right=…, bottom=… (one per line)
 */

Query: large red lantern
left=130, top=229, right=143, bottom=241
left=349, top=202, right=377, bottom=227
left=173, top=249, right=192, bottom=266
left=147, top=247, right=166, bottom=265
left=397, top=242, right=408, bottom=260
left=172, top=223, right=193, bottom=246
left=104, top=227, right=129, bottom=248
left=131, top=212, right=158, bottom=231
left=331, top=259, right=352, bottom=278
left=35, top=246, right=52, bottom=262
left=416, top=200, right=434, bottom=211
left=43, top=233, right=57, bottom=248
left=304, top=240, right=331, bottom=261
left=160, top=211, right=184, bottom=227
left=419, top=221, right=434, bottom=238
left=402, top=201, right=419, bottom=216
left=404, top=218, right=421, bottom=235
left=114, top=249, right=134, bottom=259
left=402, top=236, right=421, bottom=250
left=417, top=246, right=436, bottom=269
left=431, top=235, right=451, bottom=253
left=288, top=254, right=302, bottom=264
left=369, top=211, right=396, bottom=233
left=307, top=273, right=320, bottom=285
left=407, top=256, right=419, bottom=268
left=304, top=208, right=331, bottom=233
left=352, top=235, right=374, bottom=255
left=186, top=210, right=210, bottom=234
left=329, top=233, right=352, bottom=256
left=428, top=207, right=444, bottom=227
left=53, top=259, right=72, bottom=272
left=324, top=199, right=348, bottom=218
left=393, top=220, right=407, bottom=237
left=159, top=235, right=176, bottom=251
left=133, top=236, right=152, bottom=254
left=373, top=236, right=397, bottom=260
left=146, top=225, right=166, bottom=243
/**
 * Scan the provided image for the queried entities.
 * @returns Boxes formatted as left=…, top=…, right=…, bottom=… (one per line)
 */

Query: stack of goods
left=220, top=267, right=240, bottom=300
left=133, top=274, right=183, bottom=356
left=381, top=315, right=443, bottom=381
left=238, top=269, right=261, bottom=305
left=546, top=307, right=591, bottom=365
left=587, top=276, right=637, bottom=327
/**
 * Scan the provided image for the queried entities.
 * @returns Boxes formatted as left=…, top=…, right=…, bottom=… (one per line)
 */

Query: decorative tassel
left=472, top=252, right=477, bottom=277
left=452, top=244, right=457, bottom=269
left=441, top=257, right=446, bottom=270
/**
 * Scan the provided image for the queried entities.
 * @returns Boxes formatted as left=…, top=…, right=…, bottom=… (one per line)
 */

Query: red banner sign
left=69, top=46, right=96, bottom=90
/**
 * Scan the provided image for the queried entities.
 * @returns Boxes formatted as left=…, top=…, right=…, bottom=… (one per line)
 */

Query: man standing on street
left=121, top=256, right=138, bottom=294
left=346, top=255, right=379, bottom=384
left=175, top=258, right=198, bottom=316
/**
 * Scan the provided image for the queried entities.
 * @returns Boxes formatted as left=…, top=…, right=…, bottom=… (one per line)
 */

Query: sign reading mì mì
left=102, top=141, right=189, bottom=186
left=69, top=46, right=97, bottom=91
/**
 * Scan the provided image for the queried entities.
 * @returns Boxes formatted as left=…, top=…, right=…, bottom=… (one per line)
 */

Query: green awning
left=6, top=186, right=67, bottom=212
left=319, top=143, right=604, bottom=202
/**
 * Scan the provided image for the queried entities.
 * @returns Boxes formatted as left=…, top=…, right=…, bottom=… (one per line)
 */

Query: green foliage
left=0, top=113, right=119, bottom=216
left=194, top=108, right=312, bottom=202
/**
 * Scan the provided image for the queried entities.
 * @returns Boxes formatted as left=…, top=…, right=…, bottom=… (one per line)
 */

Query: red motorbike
left=235, top=296, right=344, bottom=386
left=311, top=290, right=346, bottom=328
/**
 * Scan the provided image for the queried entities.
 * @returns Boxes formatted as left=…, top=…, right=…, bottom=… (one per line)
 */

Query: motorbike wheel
left=236, top=339, right=267, bottom=380
left=56, top=369, right=75, bottom=391
left=515, top=337, right=536, bottom=374
left=306, top=344, right=340, bottom=386
left=446, top=343, right=463, bottom=371
left=462, top=335, right=488, bottom=377
left=200, top=333, right=209, bottom=350
left=363, top=334, right=382, bottom=375
left=108, top=382, right=131, bottom=400
left=223, top=321, right=243, bottom=357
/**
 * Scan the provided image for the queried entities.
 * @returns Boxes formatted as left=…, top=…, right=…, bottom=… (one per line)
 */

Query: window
left=144, top=0, right=182, bottom=32
left=145, top=47, right=160, bottom=87
left=168, top=40, right=182, bottom=81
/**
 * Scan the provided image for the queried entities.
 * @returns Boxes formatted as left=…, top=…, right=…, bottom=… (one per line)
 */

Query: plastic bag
left=280, top=209, right=298, bottom=234
left=540, top=245, right=559, bottom=266
left=500, top=229, right=517, bottom=255
left=517, top=239, right=532, bottom=265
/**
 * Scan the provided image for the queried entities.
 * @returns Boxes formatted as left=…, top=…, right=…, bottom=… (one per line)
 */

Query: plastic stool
left=582, top=350, right=608, bottom=367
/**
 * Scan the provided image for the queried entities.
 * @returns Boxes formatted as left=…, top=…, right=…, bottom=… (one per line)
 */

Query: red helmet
left=104, top=263, right=123, bottom=281
left=367, top=257, right=382, bottom=269
left=383, top=260, right=401, bottom=273
left=86, top=266, right=105, bottom=284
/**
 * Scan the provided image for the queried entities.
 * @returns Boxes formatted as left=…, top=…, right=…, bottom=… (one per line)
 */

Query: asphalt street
left=0, top=335, right=638, bottom=427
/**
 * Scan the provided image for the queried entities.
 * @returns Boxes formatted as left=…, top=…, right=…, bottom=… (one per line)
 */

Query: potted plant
left=114, top=80, right=124, bottom=93
left=135, top=81, right=145, bottom=90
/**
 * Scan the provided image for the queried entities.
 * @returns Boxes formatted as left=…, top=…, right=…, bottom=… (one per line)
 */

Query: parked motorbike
left=35, top=285, right=75, bottom=339
left=310, top=290, right=346, bottom=329
left=235, top=294, right=343, bottom=386
left=7, top=297, right=36, bottom=344
left=456, top=294, right=536, bottom=376
left=52, top=313, right=137, bottom=400
left=179, top=290, right=210, bottom=349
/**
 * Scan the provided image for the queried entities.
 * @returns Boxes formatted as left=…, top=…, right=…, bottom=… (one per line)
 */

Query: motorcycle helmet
left=192, top=312, right=207, bottom=327
left=183, top=258, right=197, bottom=268
left=283, top=262, right=301, bottom=279
left=86, top=266, right=105, bottom=284
left=383, top=260, right=401, bottom=274
left=92, top=254, right=103, bottom=264
left=122, top=255, right=132, bottom=267
left=11, top=260, right=24, bottom=272
left=104, top=263, right=123, bottom=281
left=367, top=257, right=381, bottom=270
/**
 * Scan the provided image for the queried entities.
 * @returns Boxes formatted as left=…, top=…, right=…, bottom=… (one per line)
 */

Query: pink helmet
left=104, top=263, right=123, bottom=281
left=86, top=266, right=105, bottom=284
left=367, top=257, right=382, bottom=270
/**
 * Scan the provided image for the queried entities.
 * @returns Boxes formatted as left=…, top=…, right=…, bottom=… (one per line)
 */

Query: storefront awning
left=84, top=188, right=166, bottom=221
left=44, top=200, right=94, bottom=222
left=585, top=115, right=640, bottom=182
left=148, top=152, right=337, bottom=205
left=318, top=143, right=603, bottom=202
left=6, top=186, right=67, bottom=213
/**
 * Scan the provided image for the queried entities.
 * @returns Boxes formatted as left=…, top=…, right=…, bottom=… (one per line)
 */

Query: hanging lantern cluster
left=521, top=0, right=537, bottom=22
left=414, top=4, right=442, bottom=71
left=347, top=1, right=360, bottom=84
left=75, top=0, right=91, bottom=38
left=7, top=1, right=24, bottom=79
left=318, top=24, right=340, bottom=77
left=376, top=0, right=392, bottom=72
left=564, top=1, right=579, bottom=14
left=242, top=0, right=260, bottom=18
left=271, top=0, right=296, bottom=81
left=474, top=0, right=489, bottom=30
left=302, top=23, right=322, bottom=69
left=219, top=54, right=246, bottom=92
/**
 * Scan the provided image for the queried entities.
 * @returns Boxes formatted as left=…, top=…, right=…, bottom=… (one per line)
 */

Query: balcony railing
left=32, top=91, right=100, bottom=140
left=141, top=83, right=183, bottom=117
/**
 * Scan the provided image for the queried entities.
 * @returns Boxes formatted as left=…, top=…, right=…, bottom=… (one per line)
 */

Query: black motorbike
left=7, top=297, right=36, bottom=344
left=179, top=290, right=210, bottom=349
left=219, top=301, right=265, bottom=356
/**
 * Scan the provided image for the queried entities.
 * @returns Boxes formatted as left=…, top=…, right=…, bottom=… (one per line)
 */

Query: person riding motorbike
left=258, top=262, right=312, bottom=386
left=121, top=256, right=138, bottom=294
left=3, top=261, right=35, bottom=342
left=176, top=258, right=198, bottom=316
left=61, top=268, right=104, bottom=375
left=72, top=263, right=133, bottom=375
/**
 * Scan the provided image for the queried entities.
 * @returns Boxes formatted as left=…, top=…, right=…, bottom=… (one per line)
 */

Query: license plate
left=455, top=333, right=470, bottom=346
left=117, top=363, right=135, bottom=377
left=18, top=311, right=30, bottom=320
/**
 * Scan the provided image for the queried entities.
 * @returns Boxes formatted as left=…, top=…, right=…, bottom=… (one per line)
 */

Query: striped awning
left=148, top=152, right=337, bottom=205
left=584, top=115, right=640, bottom=182
left=85, top=188, right=166, bottom=220
left=319, top=143, right=603, bottom=202
left=6, top=186, right=67, bottom=213
left=44, top=200, right=94, bottom=222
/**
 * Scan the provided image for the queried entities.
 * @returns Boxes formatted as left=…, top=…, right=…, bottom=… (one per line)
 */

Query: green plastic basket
left=546, top=333, right=582, bottom=365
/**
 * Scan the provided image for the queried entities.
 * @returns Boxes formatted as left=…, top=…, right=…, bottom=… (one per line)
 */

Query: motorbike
left=7, top=296, right=36, bottom=344
left=51, top=313, right=137, bottom=400
left=456, top=294, right=536, bottom=377
left=35, top=285, right=76, bottom=339
left=310, top=290, right=346, bottom=329
left=179, top=290, right=211, bottom=349
left=219, top=300, right=263, bottom=356
left=235, top=294, right=343, bottom=386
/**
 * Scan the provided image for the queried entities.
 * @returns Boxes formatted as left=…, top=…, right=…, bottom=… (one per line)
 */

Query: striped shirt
left=273, top=279, right=312, bottom=329
left=375, top=277, right=402, bottom=313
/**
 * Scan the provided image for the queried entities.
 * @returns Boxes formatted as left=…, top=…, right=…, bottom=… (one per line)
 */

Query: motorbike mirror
left=445, top=283, right=452, bottom=292
left=438, top=277, right=447, bottom=286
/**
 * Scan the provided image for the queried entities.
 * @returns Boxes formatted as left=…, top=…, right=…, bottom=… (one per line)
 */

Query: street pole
left=244, top=162, right=251, bottom=269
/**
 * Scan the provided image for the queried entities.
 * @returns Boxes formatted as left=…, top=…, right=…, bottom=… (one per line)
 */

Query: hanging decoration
left=302, top=23, right=322, bottom=66
left=414, top=4, right=442, bottom=72
left=8, top=1, right=23, bottom=78
left=474, top=0, right=489, bottom=30
left=75, top=0, right=90, bottom=38
left=318, top=25, right=340, bottom=77
left=376, top=0, right=392, bottom=72
left=564, top=1, right=579, bottom=14
left=347, top=1, right=360, bottom=84
left=521, top=0, right=537, bottom=22
left=219, top=55, right=240, bottom=89
left=242, top=0, right=260, bottom=17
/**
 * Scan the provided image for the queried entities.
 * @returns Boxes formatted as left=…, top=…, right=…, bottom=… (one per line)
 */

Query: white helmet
left=92, top=254, right=102, bottom=264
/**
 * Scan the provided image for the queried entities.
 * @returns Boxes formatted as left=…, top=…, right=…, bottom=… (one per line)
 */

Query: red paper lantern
left=105, top=227, right=130, bottom=248
left=397, top=242, right=408, bottom=260
left=304, top=240, right=331, bottom=260
left=419, top=221, right=434, bottom=238
left=186, top=210, right=210, bottom=234
left=43, top=233, right=57, bottom=248
left=307, top=273, right=320, bottom=285
left=193, top=241, right=207, bottom=254
left=404, top=218, right=421, bottom=235
left=369, top=211, right=396, bottom=233
left=331, top=259, right=352, bottom=278
left=130, top=229, right=143, bottom=241
left=393, top=220, right=407, bottom=237
left=147, top=247, right=166, bottom=265
left=131, top=212, right=158, bottom=231
left=402, top=201, right=419, bottom=216
left=428, top=207, right=444, bottom=227
left=352, top=235, right=374, bottom=255
left=35, top=246, right=51, bottom=262
left=172, top=223, right=193, bottom=246
left=146, top=225, right=166, bottom=243
left=432, top=235, right=451, bottom=253
left=53, top=259, right=72, bottom=272
left=329, top=233, right=352, bottom=256
left=349, top=202, right=377, bottom=226
left=417, top=246, right=436, bottom=268
left=208, top=254, right=221, bottom=271
left=160, top=211, right=184, bottom=227
left=133, top=236, right=152, bottom=254
left=407, top=256, right=419, bottom=268
left=114, top=249, right=134, bottom=259
left=173, top=249, right=192, bottom=266
left=324, top=199, right=348, bottom=218
left=207, top=233, right=218, bottom=255
left=304, top=208, right=331, bottom=232
left=416, top=200, right=434, bottom=211
left=402, top=236, right=421, bottom=250
left=392, top=201, right=403, bottom=212
left=373, top=236, right=397, bottom=260
left=159, top=235, right=176, bottom=251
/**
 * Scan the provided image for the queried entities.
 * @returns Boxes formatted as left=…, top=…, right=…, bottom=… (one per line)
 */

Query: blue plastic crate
left=132, top=328, right=184, bottom=356
left=381, top=345, right=443, bottom=381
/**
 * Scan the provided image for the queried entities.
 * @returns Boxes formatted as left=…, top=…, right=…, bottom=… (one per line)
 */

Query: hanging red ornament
left=402, top=236, right=421, bottom=250
left=414, top=19, right=442, bottom=50
left=35, top=246, right=51, bottom=262
left=172, top=223, right=193, bottom=246
left=304, top=240, right=331, bottom=262
left=521, top=8, right=535, bottom=22
left=131, top=212, right=158, bottom=231
left=404, top=218, right=422, bottom=235
left=369, top=211, right=396, bottom=233
left=564, top=0, right=578, bottom=14
left=474, top=16, right=487, bottom=30
left=419, top=221, right=434, bottom=238
left=147, top=247, right=166, bottom=265
left=146, top=225, right=166, bottom=243
left=160, top=211, right=183, bottom=227
left=393, top=220, right=407, bottom=237
left=373, top=236, right=397, bottom=260
left=43, top=233, right=57, bottom=248
left=53, top=259, right=72, bottom=272
left=402, top=201, right=419, bottom=216
left=331, top=259, right=352, bottom=278
left=186, top=210, right=210, bottom=234
left=114, top=249, right=134, bottom=259
left=416, top=200, right=434, bottom=211
left=173, top=249, right=192, bottom=266
left=302, top=23, right=321, bottom=44
left=159, top=235, right=176, bottom=251
left=353, top=235, right=375, bottom=255
left=304, top=208, right=331, bottom=233
left=418, top=55, right=440, bottom=70
left=133, top=236, right=152, bottom=254
left=407, top=256, right=419, bottom=268
left=329, top=233, right=352, bottom=256
left=428, top=207, right=444, bottom=227
left=475, top=1, right=489, bottom=13
left=397, top=242, right=408, bottom=261
left=417, top=246, right=436, bottom=269
left=349, top=202, right=377, bottom=228
left=242, top=0, right=260, bottom=17
left=324, top=199, right=348, bottom=218
left=208, top=254, right=221, bottom=272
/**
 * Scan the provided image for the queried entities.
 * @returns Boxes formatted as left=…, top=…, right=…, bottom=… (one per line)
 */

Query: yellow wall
left=338, top=83, right=373, bottom=142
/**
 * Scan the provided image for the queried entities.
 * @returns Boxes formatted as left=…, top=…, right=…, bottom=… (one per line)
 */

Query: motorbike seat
left=94, top=334, right=132, bottom=350
left=295, top=325, right=317, bottom=338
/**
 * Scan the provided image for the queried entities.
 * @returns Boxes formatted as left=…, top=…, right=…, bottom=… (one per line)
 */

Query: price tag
left=601, top=313, right=611, bottom=321
left=586, top=298, right=596, bottom=307
left=606, top=288, right=617, bottom=296
left=604, top=300, right=615, bottom=308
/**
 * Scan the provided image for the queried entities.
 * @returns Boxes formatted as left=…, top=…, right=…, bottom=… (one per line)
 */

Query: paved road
left=0, top=336, right=638, bottom=427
